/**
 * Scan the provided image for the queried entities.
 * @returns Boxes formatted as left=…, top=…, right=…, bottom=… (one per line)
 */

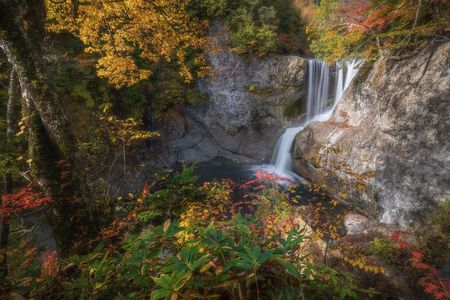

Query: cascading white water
left=270, top=59, right=360, bottom=178
left=306, top=60, right=330, bottom=120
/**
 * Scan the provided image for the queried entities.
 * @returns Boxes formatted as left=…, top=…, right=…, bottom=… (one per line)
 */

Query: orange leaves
left=306, top=0, right=448, bottom=63
left=46, top=0, right=208, bottom=88
left=340, top=1, right=389, bottom=35
left=140, top=183, right=150, bottom=200
left=41, top=251, right=60, bottom=278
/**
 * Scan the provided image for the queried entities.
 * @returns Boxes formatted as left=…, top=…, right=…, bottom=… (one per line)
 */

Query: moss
left=225, top=127, right=237, bottom=136
left=247, top=84, right=290, bottom=96
left=283, top=98, right=305, bottom=118
left=353, top=59, right=375, bottom=87
left=28, top=110, right=60, bottom=191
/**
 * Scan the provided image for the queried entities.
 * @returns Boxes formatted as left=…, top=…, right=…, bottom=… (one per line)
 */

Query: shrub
left=11, top=168, right=363, bottom=299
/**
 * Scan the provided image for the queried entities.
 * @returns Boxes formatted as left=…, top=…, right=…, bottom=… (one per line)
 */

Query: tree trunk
left=22, top=100, right=86, bottom=256
left=0, top=0, right=96, bottom=256
left=0, top=0, right=76, bottom=163
left=0, top=68, right=19, bottom=291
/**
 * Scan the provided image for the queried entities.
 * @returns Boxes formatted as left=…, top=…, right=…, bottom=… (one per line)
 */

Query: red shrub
left=0, top=185, right=51, bottom=221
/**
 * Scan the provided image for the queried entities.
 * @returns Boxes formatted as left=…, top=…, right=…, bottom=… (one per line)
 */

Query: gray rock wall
left=293, top=42, right=450, bottom=226
left=159, top=24, right=307, bottom=164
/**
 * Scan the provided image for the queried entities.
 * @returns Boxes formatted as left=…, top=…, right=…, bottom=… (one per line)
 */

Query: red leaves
left=0, top=185, right=52, bottom=220
left=240, top=178, right=260, bottom=190
left=340, top=0, right=389, bottom=35
left=398, top=241, right=411, bottom=249
left=220, top=178, right=238, bottom=188
left=390, top=230, right=411, bottom=241
left=411, top=250, right=424, bottom=259
left=417, top=267, right=450, bottom=299
left=240, top=171, right=294, bottom=190
left=255, top=170, right=292, bottom=183
left=390, top=230, right=450, bottom=299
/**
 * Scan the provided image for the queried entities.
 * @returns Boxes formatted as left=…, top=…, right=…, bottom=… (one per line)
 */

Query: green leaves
left=278, top=260, right=302, bottom=280
left=163, top=246, right=209, bottom=273
left=229, top=213, right=253, bottom=236
left=17, top=169, right=360, bottom=299
left=235, top=246, right=274, bottom=271
left=151, top=272, right=190, bottom=300
left=277, top=227, right=305, bottom=252
left=152, top=220, right=184, bottom=241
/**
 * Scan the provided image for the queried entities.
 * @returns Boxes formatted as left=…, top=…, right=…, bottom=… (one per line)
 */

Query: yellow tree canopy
left=46, top=0, right=208, bottom=88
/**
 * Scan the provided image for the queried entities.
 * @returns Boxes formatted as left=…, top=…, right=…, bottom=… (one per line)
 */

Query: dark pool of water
left=195, top=157, right=256, bottom=183
left=195, top=157, right=318, bottom=200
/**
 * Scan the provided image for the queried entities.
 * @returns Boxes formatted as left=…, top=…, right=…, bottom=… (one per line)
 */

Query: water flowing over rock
left=293, top=42, right=450, bottom=226
left=269, top=59, right=360, bottom=178
left=158, top=24, right=308, bottom=164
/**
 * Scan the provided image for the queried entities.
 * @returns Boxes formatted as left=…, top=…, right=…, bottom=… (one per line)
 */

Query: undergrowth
left=5, top=167, right=450, bottom=299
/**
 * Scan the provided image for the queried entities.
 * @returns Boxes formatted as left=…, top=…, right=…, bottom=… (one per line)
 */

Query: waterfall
left=306, top=60, right=330, bottom=120
left=270, top=59, right=360, bottom=178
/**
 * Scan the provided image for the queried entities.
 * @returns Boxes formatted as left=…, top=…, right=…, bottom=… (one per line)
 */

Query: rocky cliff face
left=159, top=24, right=307, bottom=164
left=293, top=42, right=450, bottom=226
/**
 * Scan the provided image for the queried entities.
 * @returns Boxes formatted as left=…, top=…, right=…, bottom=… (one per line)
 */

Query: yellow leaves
left=330, top=199, right=340, bottom=207
left=342, top=255, right=385, bottom=274
left=339, top=193, right=350, bottom=200
left=46, top=0, right=208, bottom=88
left=163, top=219, right=171, bottom=232
left=96, top=55, right=152, bottom=88
left=100, top=111, right=159, bottom=146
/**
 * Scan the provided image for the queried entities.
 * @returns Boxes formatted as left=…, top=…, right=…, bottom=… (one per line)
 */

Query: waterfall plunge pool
left=194, top=156, right=316, bottom=202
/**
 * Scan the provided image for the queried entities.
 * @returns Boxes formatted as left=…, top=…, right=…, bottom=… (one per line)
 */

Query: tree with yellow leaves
left=0, top=0, right=208, bottom=256
left=46, top=0, right=209, bottom=88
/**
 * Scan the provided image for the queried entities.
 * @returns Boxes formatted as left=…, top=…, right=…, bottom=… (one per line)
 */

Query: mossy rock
left=247, top=83, right=290, bottom=96
left=283, top=98, right=305, bottom=118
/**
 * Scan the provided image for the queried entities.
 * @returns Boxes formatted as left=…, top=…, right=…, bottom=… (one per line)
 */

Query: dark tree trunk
left=0, top=0, right=96, bottom=256
left=0, top=0, right=76, bottom=162
left=0, top=68, right=19, bottom=291
left=22, top=100, right=86, bottom=256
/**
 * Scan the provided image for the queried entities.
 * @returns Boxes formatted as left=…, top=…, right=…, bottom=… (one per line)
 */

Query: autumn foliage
left=0, top=185, right=51, bottom=220
left=41, top=251, right=60, bottom=278
left=46, top=0, right=208, bottom=88
left=306, top=0, right=449, bottom=63
left=391, top=230, right=450, bottom=300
